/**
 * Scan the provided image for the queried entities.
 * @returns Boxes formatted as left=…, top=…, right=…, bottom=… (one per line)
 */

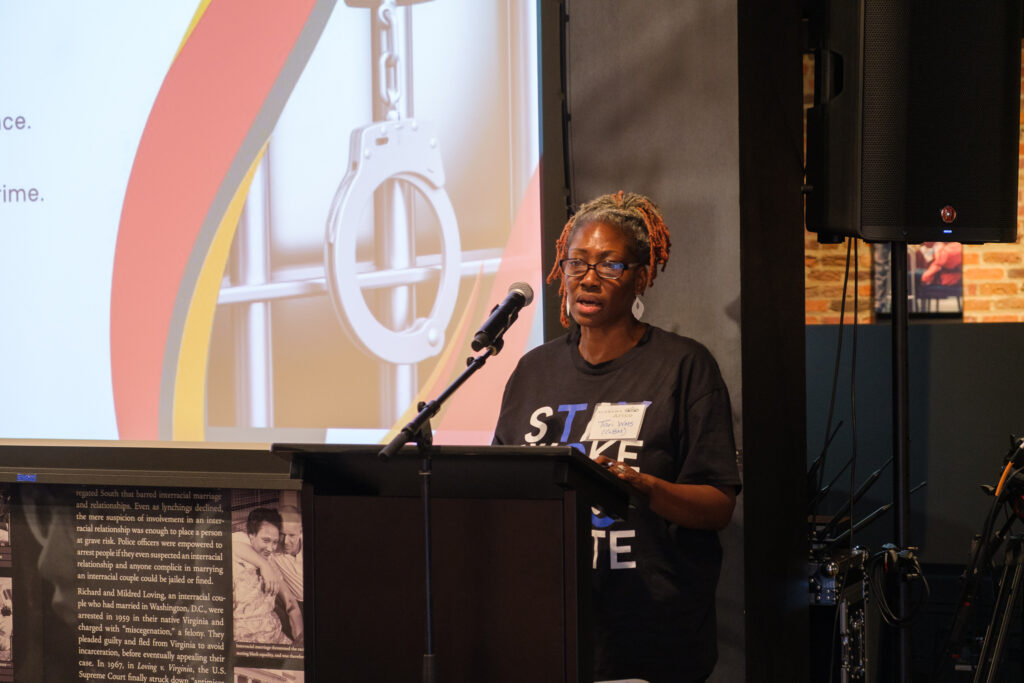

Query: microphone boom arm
left=378, top=346, right=496, bottom=460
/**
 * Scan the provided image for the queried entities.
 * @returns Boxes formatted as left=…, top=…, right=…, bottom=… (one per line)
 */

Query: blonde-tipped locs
left=547, top=191, right=672, bottom=328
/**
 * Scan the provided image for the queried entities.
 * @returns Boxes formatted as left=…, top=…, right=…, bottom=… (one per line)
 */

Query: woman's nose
left=579, top=266, right=602, bottom=285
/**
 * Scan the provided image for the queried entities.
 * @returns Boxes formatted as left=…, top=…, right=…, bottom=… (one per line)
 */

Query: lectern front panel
left=311, top=495, right=568, bottom=682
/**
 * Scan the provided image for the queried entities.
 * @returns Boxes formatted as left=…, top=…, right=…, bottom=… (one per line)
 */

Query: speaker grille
left=861, top=0, right=910, bottom=230
left=809, top=0, right=1021, bottom=242
left=863, top=0, right=1019, bottom=240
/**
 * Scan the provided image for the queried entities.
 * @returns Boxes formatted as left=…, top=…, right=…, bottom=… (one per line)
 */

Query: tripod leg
left=984, top=541, right=1024, bottom=683
left=973, top=539, right=1024, bottom=683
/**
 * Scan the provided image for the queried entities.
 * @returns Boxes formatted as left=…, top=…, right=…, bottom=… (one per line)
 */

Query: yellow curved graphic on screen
left=177, top=1, right=213, bottom=59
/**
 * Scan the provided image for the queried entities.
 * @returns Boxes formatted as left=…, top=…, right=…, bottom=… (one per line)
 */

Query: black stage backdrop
left=561, top=2, right=747, bottom=681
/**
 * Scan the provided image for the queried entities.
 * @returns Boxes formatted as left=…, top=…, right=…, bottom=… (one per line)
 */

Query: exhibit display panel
left=0, top=441, right=627, bottom=682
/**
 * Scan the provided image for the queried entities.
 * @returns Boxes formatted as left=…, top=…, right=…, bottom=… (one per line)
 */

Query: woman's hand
left=258, top=558, right=284, bottom=596
left=594, top=455, right=736, bottom=530
left=595, top=455, right=652, bottom=495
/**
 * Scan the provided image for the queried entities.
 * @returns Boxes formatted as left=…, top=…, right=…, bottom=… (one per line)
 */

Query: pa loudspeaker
left=805, top=0, right=1022, bottom=243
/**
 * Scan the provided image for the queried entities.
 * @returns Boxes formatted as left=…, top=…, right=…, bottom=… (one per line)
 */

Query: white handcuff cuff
left=325, top=118, right=461, bottom=365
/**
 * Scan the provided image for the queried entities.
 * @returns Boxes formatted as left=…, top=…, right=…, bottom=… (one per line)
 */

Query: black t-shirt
left=493, top=325, right=741, bottom=683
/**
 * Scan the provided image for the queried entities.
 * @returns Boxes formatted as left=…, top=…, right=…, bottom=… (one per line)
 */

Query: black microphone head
left=508, top=282, right=534, bottom=305
left=469, top=282, right=535, bottom=352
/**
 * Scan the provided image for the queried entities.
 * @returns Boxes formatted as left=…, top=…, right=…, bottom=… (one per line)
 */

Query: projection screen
left=0, top=0, right=544, bottom=445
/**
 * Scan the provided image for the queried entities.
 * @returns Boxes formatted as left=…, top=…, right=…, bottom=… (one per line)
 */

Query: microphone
left=471, top=282, right=534, bottom=351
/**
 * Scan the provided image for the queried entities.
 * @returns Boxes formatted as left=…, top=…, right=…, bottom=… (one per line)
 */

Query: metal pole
left=890, top=242, right=911, bottom=682
left=235, top=150, right=274, bottom=429
left=371, top=1, right=418, bottom=425
left=421, top=453, right=437, bottom=683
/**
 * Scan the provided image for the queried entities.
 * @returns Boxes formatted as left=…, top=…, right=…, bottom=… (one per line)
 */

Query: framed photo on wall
left=873, top=243, right=964, bottom=317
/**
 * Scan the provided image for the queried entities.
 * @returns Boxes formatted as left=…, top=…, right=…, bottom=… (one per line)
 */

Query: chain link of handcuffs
left=378, top=0, right=402, bottom=120
left=326, top=0, right=462, bottom=366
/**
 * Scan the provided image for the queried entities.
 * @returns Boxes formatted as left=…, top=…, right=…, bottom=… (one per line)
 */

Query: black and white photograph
left=231, top=491, right=304, bottom=659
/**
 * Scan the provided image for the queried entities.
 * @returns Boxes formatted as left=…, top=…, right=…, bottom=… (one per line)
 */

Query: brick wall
left=804, top=46, right=1024, bottom=324
left=804, top=236, right=874, bottom=324
left=962, top=234, right=1024, bottom=322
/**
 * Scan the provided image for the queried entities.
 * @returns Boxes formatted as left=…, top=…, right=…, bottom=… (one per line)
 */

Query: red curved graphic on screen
left=434, top=168, right=542, bottom=443
left=110, top=0, right=317, bottom=439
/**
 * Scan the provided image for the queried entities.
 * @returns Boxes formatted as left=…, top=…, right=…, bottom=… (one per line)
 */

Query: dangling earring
left=632, top=295, right=644, bottom=320
left=566, top=297, right=572, bottom=319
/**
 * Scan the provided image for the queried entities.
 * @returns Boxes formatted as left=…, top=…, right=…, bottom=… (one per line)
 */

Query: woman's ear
left=635, top=265, right=649, bottom=295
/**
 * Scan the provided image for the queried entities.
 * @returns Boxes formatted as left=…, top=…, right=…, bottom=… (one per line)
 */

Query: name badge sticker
left=582, top=402, right=648, bottom=441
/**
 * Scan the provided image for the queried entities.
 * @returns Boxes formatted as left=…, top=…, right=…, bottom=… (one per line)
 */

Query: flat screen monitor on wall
left=0, top=0, right=554, bottom=445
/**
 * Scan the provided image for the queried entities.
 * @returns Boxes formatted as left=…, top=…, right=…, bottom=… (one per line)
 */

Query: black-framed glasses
left=558, top=258, right=639, bottom=280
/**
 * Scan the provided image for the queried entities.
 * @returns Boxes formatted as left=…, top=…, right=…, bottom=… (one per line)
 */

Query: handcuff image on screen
left=206, top=0, right=540, bottom=443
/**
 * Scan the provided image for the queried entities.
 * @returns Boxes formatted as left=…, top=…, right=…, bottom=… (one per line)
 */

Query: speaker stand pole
left=890, top=241, right=912, bottom=682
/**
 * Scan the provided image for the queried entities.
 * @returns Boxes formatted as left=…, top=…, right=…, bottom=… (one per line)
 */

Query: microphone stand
left=815, top=456, right=894, bottom=542
left=378, top=337, right=506, bottom=683
left=825, top=480, right=925, bottom=550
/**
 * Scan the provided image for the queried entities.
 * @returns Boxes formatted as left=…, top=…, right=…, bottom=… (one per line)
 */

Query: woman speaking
left=494, top=192, right=741, bottom=683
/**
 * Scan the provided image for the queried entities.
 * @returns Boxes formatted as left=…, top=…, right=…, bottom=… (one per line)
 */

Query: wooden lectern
left=278, top=444, right=630, bottom=683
